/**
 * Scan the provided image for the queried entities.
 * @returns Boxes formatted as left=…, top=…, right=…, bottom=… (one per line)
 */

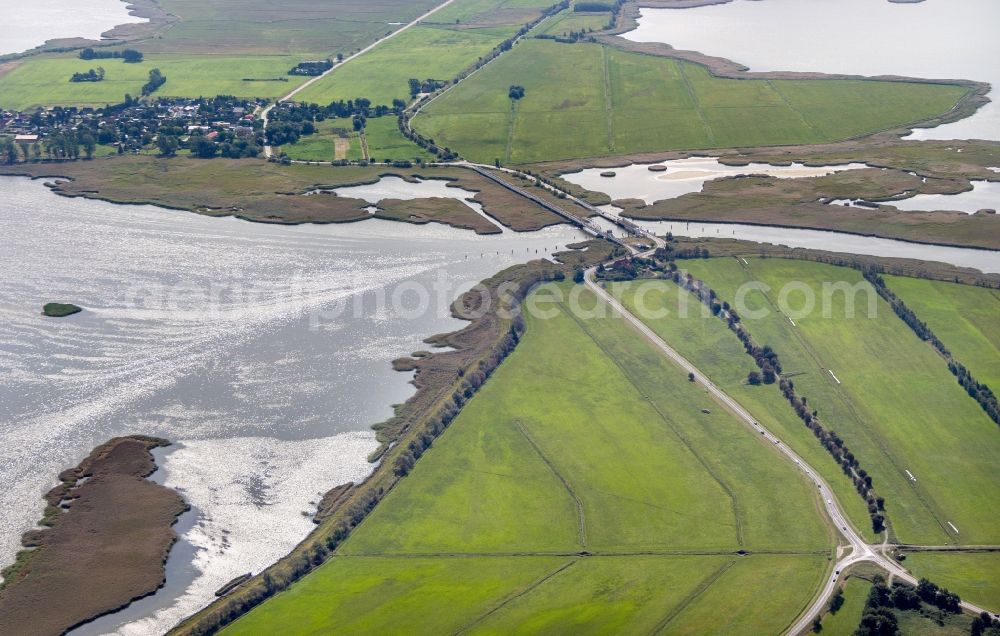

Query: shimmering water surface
left=563, top=157, right=869, bottom=204
left=623, top=0, right=1000, bottom=141
left=0, top=177, right=586, bottom=634
left=0, top=0, right=145, bottom=55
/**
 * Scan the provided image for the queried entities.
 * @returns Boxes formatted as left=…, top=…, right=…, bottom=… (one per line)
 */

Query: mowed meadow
left=885, top=276, right=1000, bottom=391
left=413, top=39, right=971, bottom=164
left=671, top=258, right=1000, bottom=547
left=222, top=284, right=833, bottom=635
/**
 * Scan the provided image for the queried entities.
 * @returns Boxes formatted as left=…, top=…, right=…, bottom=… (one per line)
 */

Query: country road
left=261, top=0, right=459, bottom=158
left=582, top=256, right=997, bottom=633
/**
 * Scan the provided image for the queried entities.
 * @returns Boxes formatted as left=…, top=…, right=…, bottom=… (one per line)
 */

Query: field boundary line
left=504, top=100, right=517, bottom=164
left=514, top=420, right=588, bottom=549
left=558, top=300, right=746, bottom=548
left=602, top=45, right=615, bottom=153
left=359, top=129, right=370, bottom=161
left=333, top=549, right=826, bottom=558
left=677, top=62, right=716, bottom=147
left=452, top=559, right=578, bottom=635
left=650, top=559, right=737, bottom=635
left=767, top=80, right=825, bottom=140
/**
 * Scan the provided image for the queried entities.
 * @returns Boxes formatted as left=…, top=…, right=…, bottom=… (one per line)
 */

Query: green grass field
left=222, top=283, right=831, bottom=634
left=364, top=117, right=438, bottom=162
left=0, top=55, right=309, bottom=110
left=818, top=576, right=871, bottom=636
left=136, top=0, right=442, bottom=56
left=426, top=0, right=555, bottom=27
left=281, top=118, right=362, bottom=162
left=536, top=11, right=610, bottom=36
left=885, top=276, right=1000, bottom=391
left=413, top=39, right=970, bottom=163
left=904, top=552, right=1000, bottom=611
left=610, top=280, right=876, bottom=541
left=678, top=258, right=1000, bottom=546
left=294, top=26, right=509, bottom=106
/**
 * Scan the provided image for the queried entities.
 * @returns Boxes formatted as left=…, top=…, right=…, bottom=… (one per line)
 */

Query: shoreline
left=167, top=240, right=621, bottom=635
left=2, top=160, right=997, bottom=254
left=0, top=436, right=188, bottom=636
left=0, top=162, right=564, bottom=234
left=0, top=0, right=178, bottom=62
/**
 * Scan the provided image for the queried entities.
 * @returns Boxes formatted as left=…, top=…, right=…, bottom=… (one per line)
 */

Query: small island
left=42, top=303, right=82, bottom=317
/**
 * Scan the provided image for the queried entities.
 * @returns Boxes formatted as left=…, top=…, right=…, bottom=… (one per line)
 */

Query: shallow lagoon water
left=623, top=0, right=1000, bottom=141
left=0, top=0, right=145, bottom=55
left=563, top=157, right=868, bottom=205
left=326, top=175, right=506, bottom=232
left=0, top=176, right=586, bottom=634
left=891, top=180, right=1000, bottom=214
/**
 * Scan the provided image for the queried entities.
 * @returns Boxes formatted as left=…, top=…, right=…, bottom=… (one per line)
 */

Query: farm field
left=678, top=258, right=1000, bottom=546
left=221, top=283, right=831, bottom=634
left=885, top=275, right=1000, bottom=391
left=0, top=56, right=309, bottom=110
left=903, top=552, right=1000, bottom=611
left=817, top=575, right=871, bottom=636
left=425, top=0, right=555, bottom=26
left=138, top=0, right=444, bottom=56
left=281, top=118, right=362, bottom=163
left=294, top=24, right=512, bottom=107
left=536, top=10, right=610, bottom=36
left=0, top=0, right=468, bottom=109
left=363, top=116, right=438, bottom=163
left=610, top=279, right=876, bottom=541
left=413, top=39, right=971, bottom=164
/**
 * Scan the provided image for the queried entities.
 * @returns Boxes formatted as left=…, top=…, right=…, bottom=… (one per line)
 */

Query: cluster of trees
left=656, top=244, right=710, bottom=260
left=864, top=270, right=999, bottom=426
left=2, top=131, right=97, bottom=161
left=288, top=60, right=333, bottom=76
left=972, top=611, right=1000, bottom=636
left=141, top=68, right=166, bottom=96
left=509, top=85, right=526, bottom=100
left=852, top=576, right=963, bottom=636
left=79, top=47, right=143, bottom=62
left=69, top=67, right=105, bottom=82
left=408, top=78, right=447, bottom=97
left=265, top=120, right=314, bottom=146
left=267, top=98, right=405, bottom=146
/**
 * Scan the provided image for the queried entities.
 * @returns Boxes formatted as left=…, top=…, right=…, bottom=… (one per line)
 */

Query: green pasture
left=282, top=118, right=362, bottom=162
left=0, top=55, right=308, bottom=110
left=294, top=26, right=506, bottom=107
left=904, top=552, right=1000, bottom=611
left=680, top=258, right=1000, bottom=546
left=818, top=576, right=872, bottom=636
left=414, top=39, right=971, bottom=163
left=611, top=279, right=876, bottom=541
left=885, top=275, right=1000, bottom=391
left=364, top=117, right=437, bottom=162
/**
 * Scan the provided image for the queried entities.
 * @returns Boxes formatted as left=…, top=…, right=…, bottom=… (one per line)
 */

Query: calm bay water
left=623, top=0, right=1000, bottom=141
left=0, top=0, right=145, bottom=56
left=0, top=176, right=585, bottom=634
